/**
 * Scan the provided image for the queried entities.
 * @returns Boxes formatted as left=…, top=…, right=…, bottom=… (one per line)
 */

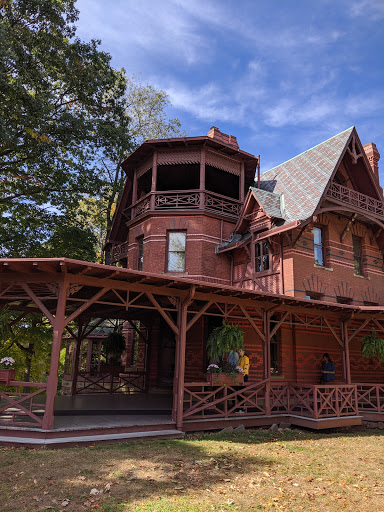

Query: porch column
left=199, top=146, right=206, bottom=210
left=175, top=300, right=188, bottom=429
left=263, top=309, right=271, bottom=416
left=132, top=169, right=138, bottom=205
left=150, top=150, right=158, bottom=210
left=71, top=338, right=81, bottom=396
left=263, top=310, right=271, bottom=380
left=240, top=162, right=245, bottom=202
left=42, top=280, right=68, bottom=430
left=341, top=320, right=351, bottom=384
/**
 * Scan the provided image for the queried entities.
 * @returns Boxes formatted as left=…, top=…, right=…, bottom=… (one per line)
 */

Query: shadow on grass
left=0, top=434, right=275, bottom=512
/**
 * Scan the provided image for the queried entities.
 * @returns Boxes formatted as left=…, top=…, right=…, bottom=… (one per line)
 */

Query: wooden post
left=240, top=162, right=245, bottom=202
left=42, top=280, right=68, bottom=430
left=176, top=300, right=188, bottom=429
left=263, top=310, right=271, bottom=380
left=132, top=169, right=138, bottom=205
left=199, top=147, right=206, bottom=210
left=86, top=339, right=92, bottom=373
left=174, top=287, right=195, bottom=429
left=150, top=150, right=158, bottom=211
left=71, top=338, right=81, bottom=396
left=342, top=321, right=351, bottom=384
left=263, top=309, right=271, bottom=415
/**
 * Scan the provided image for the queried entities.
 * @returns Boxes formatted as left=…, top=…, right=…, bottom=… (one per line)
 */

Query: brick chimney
left=207, top=126, right=239, bottom=149
left=363, top=142, right=380, bottom=182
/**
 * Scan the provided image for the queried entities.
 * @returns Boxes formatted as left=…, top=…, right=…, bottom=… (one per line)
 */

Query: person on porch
left=238, top=349, right=249, bottom=383
left=227, top=348, right=239, bottom=368
left=320, top=353, right=336, bottom=384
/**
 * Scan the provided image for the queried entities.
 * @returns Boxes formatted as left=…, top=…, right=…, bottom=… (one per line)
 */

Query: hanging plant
left=102, top=330, right=126, bottom=365
left=206, top=321, right=244, bottom=364
left=361, top=329, right=384, bottom=362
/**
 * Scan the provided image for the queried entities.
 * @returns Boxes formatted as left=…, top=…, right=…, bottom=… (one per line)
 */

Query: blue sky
left=75, top=0, right=384, bottom=178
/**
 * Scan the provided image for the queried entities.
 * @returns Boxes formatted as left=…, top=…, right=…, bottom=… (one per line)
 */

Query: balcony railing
left=131, top=190, right=242, bottom=220
left=111, top=241, right=129, bottom=263
left=326, top=181, right=384, bottom=218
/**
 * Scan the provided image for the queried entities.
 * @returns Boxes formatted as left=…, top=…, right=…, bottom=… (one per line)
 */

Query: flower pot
left=0, top=369, right=15, bottom=384
left=206, top=372, right=244, bottom=386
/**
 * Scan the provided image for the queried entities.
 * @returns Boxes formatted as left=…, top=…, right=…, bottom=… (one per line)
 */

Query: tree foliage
left=0, top=0, right=128, bottom=258
left=206, top=321, right=244, bottom=363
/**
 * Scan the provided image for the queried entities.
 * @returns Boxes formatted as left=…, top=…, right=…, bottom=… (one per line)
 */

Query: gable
left=258, top=127, right=382, bottom=224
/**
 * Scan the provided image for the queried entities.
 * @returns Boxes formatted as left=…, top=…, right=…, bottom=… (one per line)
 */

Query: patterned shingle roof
left=259, top=127, right=354, bottom=222
left=250, top=187, right=283, bottom=219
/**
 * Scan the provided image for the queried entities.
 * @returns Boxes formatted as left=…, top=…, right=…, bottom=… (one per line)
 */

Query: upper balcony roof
left=121, top=134, right=258, bottom=186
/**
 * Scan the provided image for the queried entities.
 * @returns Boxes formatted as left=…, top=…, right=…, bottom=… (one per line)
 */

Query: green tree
left=82, top=75, right=185, bottom=259
left=0, top=0, right=129, bottom=258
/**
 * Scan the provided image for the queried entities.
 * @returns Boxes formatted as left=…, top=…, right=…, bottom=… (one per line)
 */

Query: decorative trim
left=136, top=157, right=152, bottom=179
left=158, top=149, right=201, bottom=166
left=206, top=149, right=241, bottom=175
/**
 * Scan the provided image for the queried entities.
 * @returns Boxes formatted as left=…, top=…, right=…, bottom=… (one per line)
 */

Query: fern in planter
left=361, top=329, right=384, bottom=362
left=102, top=330, right=126, bottom=366
left=206, top=321, right=244, bottom=365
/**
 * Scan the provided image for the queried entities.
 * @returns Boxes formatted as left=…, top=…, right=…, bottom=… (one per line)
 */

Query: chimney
left=363, top=142, right=380, bottom=182
left=207, top=126, right=239, bottom=149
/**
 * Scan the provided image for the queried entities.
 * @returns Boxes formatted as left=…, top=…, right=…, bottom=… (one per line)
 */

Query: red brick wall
left=287, top=213, right=384, bottom=304
left=126, top=214, right=234, bottom=284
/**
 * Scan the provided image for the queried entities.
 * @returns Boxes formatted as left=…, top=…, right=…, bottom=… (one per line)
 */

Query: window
left=255, top=241, right=270, bottom=273
left=137, top=236, right=144, bottom=271
left=167, top=231, right=186, bottom=272
left=305, top=291, right=323, bottom=301
left=353, top=236, right=362, bottom=275
left=313, top=227, right=324, bottom=266
left=337, top=296, right=353, bottom=305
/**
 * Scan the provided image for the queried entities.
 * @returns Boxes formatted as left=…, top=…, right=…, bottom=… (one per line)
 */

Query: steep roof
left=250, top=187, right=284, bottom=219
left=259, top=127, right=354, bottom=222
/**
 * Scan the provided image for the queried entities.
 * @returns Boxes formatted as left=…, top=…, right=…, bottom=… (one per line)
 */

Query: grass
left=1, top=428, right=384, bottom=512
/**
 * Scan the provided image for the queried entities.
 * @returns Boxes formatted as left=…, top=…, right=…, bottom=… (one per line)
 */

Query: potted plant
left=206, top=321, right=245, bottom=385
left=361, top=329, right=384, bottom=363
left=0, top=357, right=16, bottom=384
left=101, top=330, right=126, bottom=374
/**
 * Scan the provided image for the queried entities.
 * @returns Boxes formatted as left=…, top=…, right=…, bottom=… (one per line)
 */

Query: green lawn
left=1, top=428, right=384, bottom=512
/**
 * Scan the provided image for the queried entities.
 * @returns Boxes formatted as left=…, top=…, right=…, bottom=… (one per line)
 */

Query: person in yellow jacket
left=238, top=349, right=249, bottom=382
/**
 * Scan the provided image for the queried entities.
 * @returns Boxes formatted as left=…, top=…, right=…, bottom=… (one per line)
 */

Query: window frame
left=312, top=226, right=325, bottom=266
left=352, top=235, right=363, bottom=276
left=254, top=240, right=271, bottom=274
left=137, top=235, right=144, bottom=271
left=166, top=230, right=187, bottom=273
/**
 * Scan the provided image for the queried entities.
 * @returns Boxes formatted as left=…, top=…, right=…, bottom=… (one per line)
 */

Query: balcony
left=326, top=181, right=384, bottom=218
left=130, top=190, right=242, bottom=220
left=111, top=241, right=129, bottom=263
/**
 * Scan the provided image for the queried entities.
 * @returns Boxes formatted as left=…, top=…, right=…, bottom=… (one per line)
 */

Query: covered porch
left=0, top=258, right=383, bottom=445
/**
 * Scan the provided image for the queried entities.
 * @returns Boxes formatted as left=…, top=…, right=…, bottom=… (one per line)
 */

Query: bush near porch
left=1, top=429, right=384, bottom=512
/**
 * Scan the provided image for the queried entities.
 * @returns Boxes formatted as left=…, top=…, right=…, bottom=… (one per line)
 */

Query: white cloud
left=350, top=0, right=384, bottom=19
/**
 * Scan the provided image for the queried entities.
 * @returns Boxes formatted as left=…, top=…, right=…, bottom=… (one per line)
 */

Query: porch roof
left=0, top=258, right=383, bottom=319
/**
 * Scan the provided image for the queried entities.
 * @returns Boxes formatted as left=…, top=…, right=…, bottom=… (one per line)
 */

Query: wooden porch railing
left=183, top=381, right=359, bottom=421
left=111, top=241, right=129, bottom=263
left=74, top=371, right=145, bottom=394
left=356, top=384, right=384, bottom=413
left=270, top=383, right=358, bottom=419
left=326, top=181, right=384, bottom=218
left=0, top=381, right=47, bottom=427
left=130, top=190, right=242, bottom=220
left=183, top=379, right=269, bottom=419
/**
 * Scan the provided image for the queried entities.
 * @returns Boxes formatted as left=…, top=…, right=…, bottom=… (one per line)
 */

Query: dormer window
left=255, top=241, right=270, bottom=273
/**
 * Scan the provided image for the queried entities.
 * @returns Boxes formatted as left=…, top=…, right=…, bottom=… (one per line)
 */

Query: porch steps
left=0, top=428, right=184, bottom=448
